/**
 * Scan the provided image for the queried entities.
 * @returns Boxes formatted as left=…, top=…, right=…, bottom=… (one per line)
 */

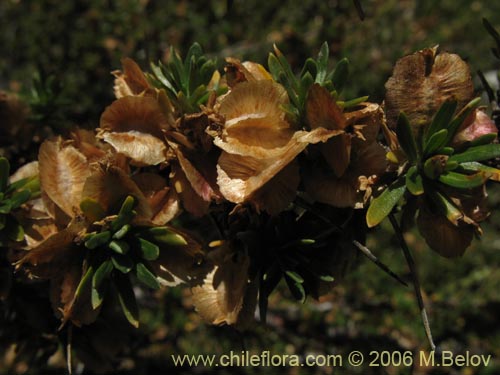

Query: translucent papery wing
left=171, top=164, right=210, bottom=217
left=132, top=173, right=181, bottom=225
left=306, top=83, right=346, bottom=130
left=153, top=231, right=208, bottom=287
left=175, top=147, right=216, bottom=202
left=112, top=57, right=151, bottom=98
left=305, top=141, right=386, bottom=208
left=385, top=47, right=474, bottom=130
left=219, top=80, right=288, bottom=125
left=249, top=160, right=300, bottom=215
left=191, top=253, right=251, bottom=326
left=81, top=164, right=152, bottom=219
left=99, top=96, right=169, bottom=137
left=417, top=206, right=474, bottom=258
left=38, top=138, right=90, bottom=218
left=217, top=127, right=342, bottom=203
left=102, top=131, right=167, bottom=166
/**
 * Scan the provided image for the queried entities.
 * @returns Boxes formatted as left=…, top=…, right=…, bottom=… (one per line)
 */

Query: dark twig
left=353, top=0, right=365, bottom=21
left=66, top=324, right=73, bottom=375
left=353, top=240, right=408, bottom=287
left=388, top=213, right=436, bottom=351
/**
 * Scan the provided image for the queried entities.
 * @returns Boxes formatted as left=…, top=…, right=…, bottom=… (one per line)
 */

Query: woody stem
left=388, top=213, right=437, bottom=351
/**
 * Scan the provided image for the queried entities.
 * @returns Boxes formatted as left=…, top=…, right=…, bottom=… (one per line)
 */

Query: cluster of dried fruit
left=1, top=43, right=499, bottom=347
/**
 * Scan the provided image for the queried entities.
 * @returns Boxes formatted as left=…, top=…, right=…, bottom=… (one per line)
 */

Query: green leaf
left=267, top=53, right=282, bottom=80
left=396, top=113, right=418, bottom=163
left=93, top=260, right=113, bottom=289
left=285, top=270, right=304, bottom=284
left=114, top=273, right=139, bottom=328
left=138, top=238, right=160, bottom=261
left=80, top=198, right=106, bottom=223
left=423, top=155, right=447, bottom=179
left=437, top=147, right=455, bottom=155
left=316, top=42, right=329, bottom=83
left=111, top=254, right=134, bottom=274
left=427, top=190, right=463, bottom=225
left=6, top=220, right=24, bottom=242
left=449, top=143, right=500, bottom=163
left=439, top=171, right=489, bottom=189
left=405, top=166, right=424, bottom=195
left=331, top=57, right=349, bottom=92
left=111, top=196, right=136, bottom=232
left=300, top=239, right=316, bottom=245
left=84, top=231, right=111, bottom=249
left=0, top=157, right=10, bottom=192
left=91, top=260, right=113, bottom=309
left=108, top=240, right=130, bottom=255
left=113, top=224, right=131, bottom=240
left=284, top=274, right=306, bottom=302
left=339, top=95, right=369, bottom=109
left=9, top=189, right=31, bottom=209
left=119, top=195, right=135, bottom=216
left=300, top=58, right=318, bottom=79
left=259, top=264, right=282, bottom=323
left=144, top=227, right=188, bottom=246
left=425, top=100, right=457, bottom=141
left=0, top=215, right=5, bottom=231
left=445, top=160, right=459, bottom=171
left=423, top=129, right=449, bottom=157
left=469, top=133, right=497, bottom=147
left=150, top=62, right=176, bottom=94
left=74, top=265, right=94, bottom=300
left=366, top=178, right=406, bottom=228
left=0, top=201, right=12, bottom=214
left=460, top=161, right=500, bottom=180
left=135, top=263, right=160, bottom=290
left=445, top=97, right=482, bottom=143
left=319, top=275, right=335, bottom=282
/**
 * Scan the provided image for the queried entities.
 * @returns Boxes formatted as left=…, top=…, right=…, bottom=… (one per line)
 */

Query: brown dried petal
left=171, top=164, right=209, bottom=217
left=102, top=131, right=167, bottom=166
left=249, top=160, right=300, bottom=215
left=191, top=253, right=251, bottom=325
left=306, top=83, right=346, bottom=130
left=132, top=173, right=181, bottom=225
left=153, top=230, right=208, bottom=286
left=217, top=127, right=343, bottom=203
left=417, top=206, right=474, bottom=258
left=82, top=164, right=152, bottom=219
left=385, top=47, right=474, bottom=130
left=99, top=96, right=169, bottom=138
left=217, top=80, right=294, bottom=150
left=38, top=138, right=90, bottom=218
left=176, top=147, right=216, bottom=202
left=305, top=141, right=386, bottom=208
left=112, top=57, right=150, bottom=98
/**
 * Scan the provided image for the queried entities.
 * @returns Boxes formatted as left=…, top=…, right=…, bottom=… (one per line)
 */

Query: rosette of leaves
left=267, top=42, right=367, bottom=125
left=78, top=195, right=188, bottom=327
left=366, top=98, right=500, bottom=257
left=0, top=157, right=39, bottom=246
left=149, top=43, right=223, bottom=114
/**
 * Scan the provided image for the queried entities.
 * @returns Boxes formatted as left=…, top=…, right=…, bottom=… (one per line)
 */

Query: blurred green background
left=1, top=0, right=499, bottom=374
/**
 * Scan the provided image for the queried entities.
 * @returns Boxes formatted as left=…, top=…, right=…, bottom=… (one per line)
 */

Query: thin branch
left=353, top=240, right=408, bottom=287
left=353, top=0, right=365, bottom=21
left=66, top=324, right=73, bottom=375
left=388, top=213, right=436, bottom=351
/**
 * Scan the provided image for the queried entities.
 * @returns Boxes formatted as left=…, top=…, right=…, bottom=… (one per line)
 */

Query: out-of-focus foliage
left=1, top=0, right=500, bottom=124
